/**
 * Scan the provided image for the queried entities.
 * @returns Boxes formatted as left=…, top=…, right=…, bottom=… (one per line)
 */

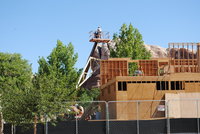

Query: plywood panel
left=185, top=82, right=200, bottom=92
left=166, top=93, right=200, bottom=118
left=127, top=83, right=155, bottom=100
left=165, top=93, right=181, bottom=118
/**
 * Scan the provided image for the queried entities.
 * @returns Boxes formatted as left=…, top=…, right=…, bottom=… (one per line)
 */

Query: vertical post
left=166, top=100, right=170, bottom=134
left=137, top=101, right=140, bottom=134
left=182, top=43, right=185, bottom=72
left=45, top=114, right=48, bottom=134
left=11, top=124, right=13, bottom=134
left=179, top=44, right=181, bottom=72
left=106, top=102, right=110, bottom=134
left=76, top=113, right=78, bottom=134
left=197, top=100, right=199, bottom=134
left=169, top=43, right=171, bottom=74
left=187, top=44, right=189, bottom=72
left=192, top=44, right=194, bottom=72
left=173, top=43, right=175, bottom=73
left=197, top=43, right=200, bottom=72
left=11, top=125, right=16, bottom=134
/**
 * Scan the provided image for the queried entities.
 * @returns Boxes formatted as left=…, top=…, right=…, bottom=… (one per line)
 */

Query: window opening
left=156, top=81, right=169, bottom=90
left=171, top=81, right=184, bottom=90
left=118, top=81, right=127, bottom=91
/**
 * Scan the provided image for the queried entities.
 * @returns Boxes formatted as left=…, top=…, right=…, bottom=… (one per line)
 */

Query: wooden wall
left=170, top=59, right=198, bottom=73
left=100, top=73, right=200, bottom=120
left=100, top=59, right=128, bottom=85
left=100, top=82, right=117, bottom=119
left=139, top=60, right=158, bottom=76
left=99, top=51, right=200, bottom=120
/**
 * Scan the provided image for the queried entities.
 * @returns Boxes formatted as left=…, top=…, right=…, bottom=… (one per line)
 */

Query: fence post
left=166, top=100, right=170, bottom=134
left=45, top=114, right=48, bottom=134
left=197, top=100, right=199, bottom=134
left=106, top=102, right=109, bottom=134
left=11, top=124, right=13, bottom=134
left=76, top=113, right=78, bottom=134
left=136, top=101, right=139, bottom=134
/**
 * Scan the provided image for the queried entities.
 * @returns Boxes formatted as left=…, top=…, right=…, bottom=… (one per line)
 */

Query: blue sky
left=0, top=0, right=200, bottom=73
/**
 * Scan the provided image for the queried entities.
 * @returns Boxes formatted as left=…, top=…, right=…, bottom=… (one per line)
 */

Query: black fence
left=3, top=118, right=200, bottom=134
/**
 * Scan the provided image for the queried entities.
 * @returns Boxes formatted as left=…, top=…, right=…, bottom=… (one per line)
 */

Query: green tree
left=110, top=24, right=151, bottom=74
left=0, top=53, right=36, bottom=132
left=110, top=23, right=151, bottom=59
left=77, top=88, right=100, bottom=102
left=35, top=40, right=79, bottom=121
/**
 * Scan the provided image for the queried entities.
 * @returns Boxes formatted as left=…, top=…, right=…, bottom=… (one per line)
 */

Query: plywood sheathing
left=100, top=75, right=200, bottom=120
left=166, top=93, right=200, bottom=118
left=99, top=43, right=200, bottom=120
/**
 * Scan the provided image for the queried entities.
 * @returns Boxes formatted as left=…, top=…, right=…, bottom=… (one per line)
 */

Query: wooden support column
left=192, top=44, right=194, bottom=72
left=187, top=44, right=189, bottom=72
left=197, top=43, right=200, bottom=72
left=173, top=44, right=175, bottom=73
left=182, top=43, right=185, bottom=72
left=169, top=43, right=171, bottom=74
left=178, top=44, right=180, bottom=72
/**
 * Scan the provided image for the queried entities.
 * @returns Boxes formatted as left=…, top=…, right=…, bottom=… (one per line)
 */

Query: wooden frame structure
left=100, top=43, right=200, bottom=85
left=99, top=42, right=200, bottom=120
left=168, top=43, right=200, bottom=73
left=100, top=58, right=128, bottom=85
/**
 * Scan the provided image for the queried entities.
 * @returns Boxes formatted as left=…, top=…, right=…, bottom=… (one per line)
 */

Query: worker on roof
left=94, top=26, right=102, bottom=38
left=134, top=66, right=144, bottom=76
left=97, top=26, right=102, bottom=33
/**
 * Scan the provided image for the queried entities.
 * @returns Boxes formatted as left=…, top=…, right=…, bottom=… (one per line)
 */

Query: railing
left=89, top=30, right=110, bottom=40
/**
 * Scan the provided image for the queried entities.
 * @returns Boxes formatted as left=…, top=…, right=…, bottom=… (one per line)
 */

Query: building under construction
left=99, top=42, right=200, bottom=120
left=77, top=29, right=200, bottom=120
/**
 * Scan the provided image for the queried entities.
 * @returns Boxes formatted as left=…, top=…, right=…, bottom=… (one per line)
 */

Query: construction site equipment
left=77, top=29, right=110, bottom=88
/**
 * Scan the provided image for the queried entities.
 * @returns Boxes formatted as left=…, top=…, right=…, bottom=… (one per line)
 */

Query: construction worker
left=94, top=26, right=102, bottom=38
left=134, top=66, right=143, bottom=76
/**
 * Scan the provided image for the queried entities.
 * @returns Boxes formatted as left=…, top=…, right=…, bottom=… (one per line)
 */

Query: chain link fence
left=4, top=99, right=200, bottom=134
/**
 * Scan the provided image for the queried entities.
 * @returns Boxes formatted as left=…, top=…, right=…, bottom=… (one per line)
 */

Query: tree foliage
left=35, top=40, right=79, bottom=118
left=77, top=88, right=100, bottom=102
left=0, top=53, right=35, bottom=125
left=0, top=40, right=101, bottom=133
left=110, top=23, right=151, bottom=60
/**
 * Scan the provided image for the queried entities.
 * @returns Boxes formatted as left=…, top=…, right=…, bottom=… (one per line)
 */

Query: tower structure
left=77, top=28, right=110, bottom=89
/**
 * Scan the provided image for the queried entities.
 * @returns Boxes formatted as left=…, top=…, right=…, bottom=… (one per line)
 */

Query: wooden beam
left=197, top=43, right=200, bottom=72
